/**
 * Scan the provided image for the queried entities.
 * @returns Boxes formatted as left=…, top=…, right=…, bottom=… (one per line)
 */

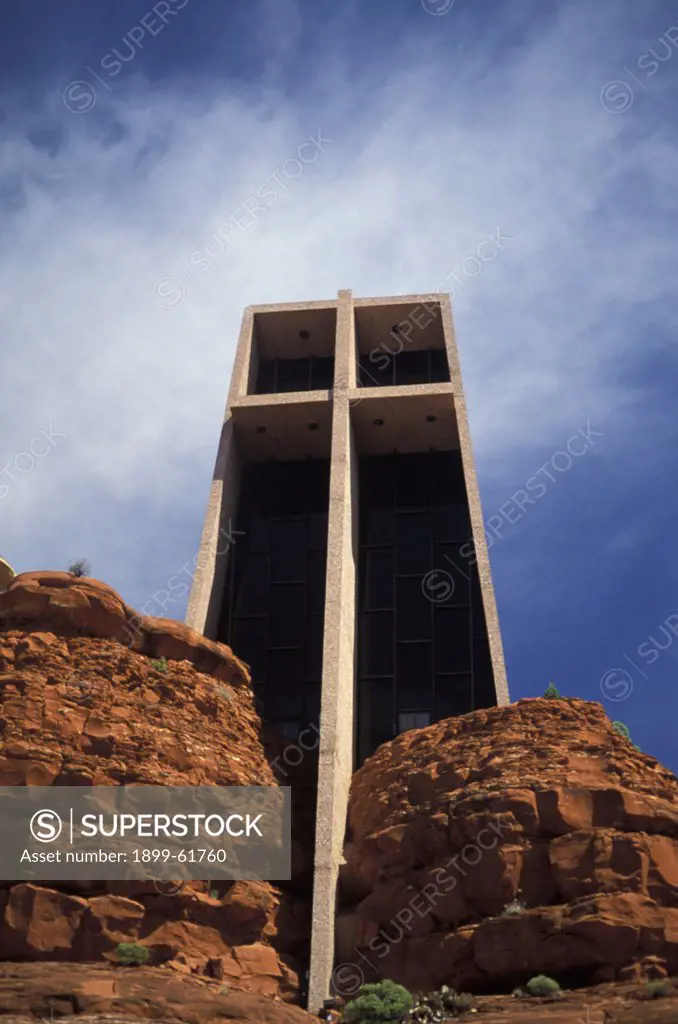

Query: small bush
left=115, top=942, right=150, bottom=966
left=343, top=980, right=413, bottom=1024
left=151, top=657, right=169, bottom=672
left=526, top=975, right=561, bottom=997
left=501, top=897, right=527, bottom=916
left=67, top=559, right=90, bottom=577
left=543, top=682, right=562, bottom=699
left=638, top=980, right=672, bottom=1000
left=613, top=720, right=642, bottom=752
left=210, top=888, right=219, bottom=899
left=407, top=987, right=472, bottom=1022
left=511, top=987, right=527, bottom=998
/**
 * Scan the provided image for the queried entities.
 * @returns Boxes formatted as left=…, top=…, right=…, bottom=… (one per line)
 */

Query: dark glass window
left=219, top=459, right=329, bottom=735
left=396, top=577, right=431, bottom=640
left=267, top=652, right=305, bottom=716
left=395, top=513, right=431, bottom=574
left=395, top=350, right=429, bottom=386
left=359, top=611, right=394, bottom=676
left=356, top=451, right=495, bottom=764
left=255, top=357, right=335, bottom=394
left=396, top=641, right=433, bottom=708
left=364, top=549, right=394, bottom=609
left=234, top=553, right=269, bottom=616
left=367, top=678, right=395, bottom=752
left=359, top=354, right=391, bottom=388
left=271, top=520, right=308, bottom=582
left=435, top=675, right=473, bottom=719
left=269, top=584, right=305, bottom=647
left=434, top=607, right=471, bottom=673
left=311, top=356, right=334, bottom=389
left=358, top=348, right=450, bottom=388
left=430, top=349, right=450, bottom=382
left=306, top=616, right=324, bottom=681
left=232, top=617, right=267, bottom=681
left=307, top=549, right=327, bottom=607
left=398, top=711, right=432, bottom=733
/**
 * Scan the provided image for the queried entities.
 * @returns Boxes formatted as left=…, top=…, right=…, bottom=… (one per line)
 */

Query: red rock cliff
left=341, top=698, right=678, bottom=993
left=0, top=572, right=309, bottom=1001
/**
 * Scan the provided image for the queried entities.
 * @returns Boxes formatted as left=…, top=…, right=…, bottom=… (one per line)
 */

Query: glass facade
left=218, top=459, right=330, bottom=735
left=255, top=357, right=335, bottom=394
left=358, top=348, right=450, bottom=388
left=356, top=451, right=495, bottom=764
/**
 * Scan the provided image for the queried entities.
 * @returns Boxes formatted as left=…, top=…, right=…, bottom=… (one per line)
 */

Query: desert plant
left=612, top=720, right=642, bottom=752
left=501, top=897, right=527, bottom=916
left=114, top=942, right=150, bottom=966
left=407, top=987, right=472, bottom=1022
left=526, top=975, right=561, bottom=997
left=343, top=980, right=413, bottom=1024
left=210, top=888, right=219, bottom=899
left=151, top=656, right=169, bottom=672
left=543, top=682, right=562, bottom=699
left=638, top=980, right=672, bottom=1000
left=67, top=558, right=90, bottom=577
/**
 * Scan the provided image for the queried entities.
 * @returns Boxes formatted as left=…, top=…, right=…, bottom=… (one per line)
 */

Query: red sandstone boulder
left=341, top=698, right=678, bottom=993
left=0, top=572, right=249, bottom=688
left=0, top=961, right=317, bottom=1024
left=0, top=573, right=309, bottom=1002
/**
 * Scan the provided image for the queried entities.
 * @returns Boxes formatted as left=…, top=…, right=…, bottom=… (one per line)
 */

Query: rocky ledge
left=0, top=571, right=309, bottom=1001
left=340, top=697, right=678, bottom=993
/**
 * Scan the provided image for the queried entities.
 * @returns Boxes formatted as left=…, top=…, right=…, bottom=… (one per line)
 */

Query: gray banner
left=0, top=786, right=290, bottom=881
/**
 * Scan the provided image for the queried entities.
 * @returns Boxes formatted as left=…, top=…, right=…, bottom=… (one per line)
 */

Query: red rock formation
left=341, top=698, right=678, bottom=993
left=0, top=962, right=318, bottom=1024
left=0, top=572, right=308, bottom=1001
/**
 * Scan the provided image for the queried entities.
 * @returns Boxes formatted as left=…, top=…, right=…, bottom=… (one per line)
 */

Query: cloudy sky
left=1, top=0, right=677, bottom=770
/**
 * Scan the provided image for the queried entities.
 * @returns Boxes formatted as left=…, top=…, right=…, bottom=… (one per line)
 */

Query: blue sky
left=1, top=0, right=677, bottom=771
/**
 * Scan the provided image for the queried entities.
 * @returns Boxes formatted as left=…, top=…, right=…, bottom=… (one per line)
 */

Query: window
left=280, top=721, right=301, bottom=740
left=356, top=451, right=494, bottom=764
left=397, top=711, right=432, bottom=733
left=255, top=357, right=335, bottom=394
left=219, top=460, right=329, bottom=735
left=358, top=349, right=450, bottom=388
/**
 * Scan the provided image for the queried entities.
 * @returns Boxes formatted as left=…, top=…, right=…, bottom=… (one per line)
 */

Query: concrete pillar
left=439, top=295, right=509, bottom=706
left=307, top=289, right=359, bottom=1012
left=185, top=310, right=253, bottom=637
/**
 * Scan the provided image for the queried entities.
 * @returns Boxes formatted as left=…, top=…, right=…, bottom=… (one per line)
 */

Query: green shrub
left=543, top=682, right=562, bottom=699
left=67, top=559, right=90, bottom=577
left=114, top=942, right=150, bottom=966
left=343, top=980, right=413, bottom=1024
left=526, top=975, right=561, bottom=997
left=210, top=888, right=219, bottom=899
left=639, top=981, right=672, bottom=1000
left=151, top=657, right=169, bottom=672
left=501, top=898, right=527, bottom=916
left=407, top=987, right=472, bottom=1022
left=612, top=720, right=642, bottom=752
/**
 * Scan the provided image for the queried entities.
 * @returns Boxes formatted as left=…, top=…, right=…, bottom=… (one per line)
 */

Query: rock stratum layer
left=341, top=698, right=678, bottom=993
left=0, top=572, right=308, bottom=1002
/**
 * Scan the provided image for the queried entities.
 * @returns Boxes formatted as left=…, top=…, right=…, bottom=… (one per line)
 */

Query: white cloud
left=1, top=0, right=676, bottom=609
